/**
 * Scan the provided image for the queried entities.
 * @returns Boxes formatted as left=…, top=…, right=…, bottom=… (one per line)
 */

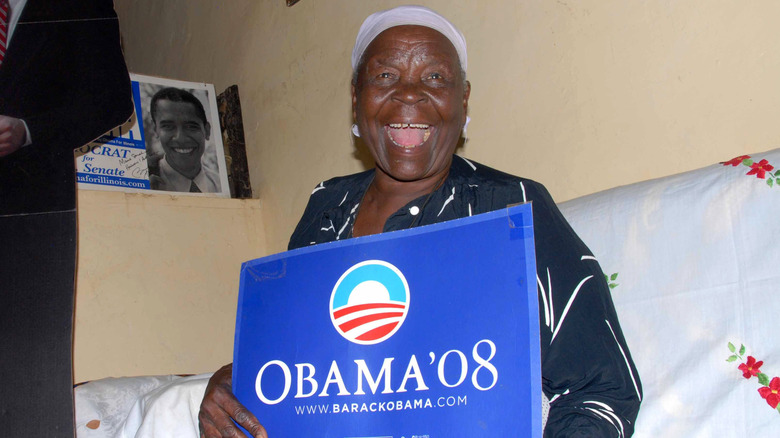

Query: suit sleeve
left=21, top=0, right=133, bottom=152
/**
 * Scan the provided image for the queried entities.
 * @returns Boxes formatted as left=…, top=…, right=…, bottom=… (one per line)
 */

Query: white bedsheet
left=559, top=147, right=780, bottom=436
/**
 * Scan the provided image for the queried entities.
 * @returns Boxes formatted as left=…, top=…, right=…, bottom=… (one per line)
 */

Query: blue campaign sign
left=233, top=203, right=541, bottom=437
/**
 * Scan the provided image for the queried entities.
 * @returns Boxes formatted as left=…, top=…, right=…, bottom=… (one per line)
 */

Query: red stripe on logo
left=338, top=312, right=403, bottom=333
left=332, top=302, right=405, bottom=319
left=356, top=322, right=399, bottom=342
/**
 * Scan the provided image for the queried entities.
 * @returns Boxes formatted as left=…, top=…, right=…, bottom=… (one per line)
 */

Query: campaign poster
left=233, top=203, right=542, bottom=437
left=74, top=73, right=230, bottom=197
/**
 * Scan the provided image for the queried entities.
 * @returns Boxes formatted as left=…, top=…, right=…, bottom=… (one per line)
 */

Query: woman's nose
left=393, top=80, right=426, bottom=105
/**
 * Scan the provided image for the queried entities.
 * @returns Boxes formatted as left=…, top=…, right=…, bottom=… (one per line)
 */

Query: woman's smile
left=385, top=124, right=432, bottom=148
left=353, top=25, right=470, bottom=183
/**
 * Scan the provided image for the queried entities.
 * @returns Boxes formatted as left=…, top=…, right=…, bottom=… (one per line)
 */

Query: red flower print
left=758, top=377, right=780, bottom=409
left=723, top=155, right=751, bottom=166
left=746, top=159, right=775, bottom=179
left=739, top=356, right=764, bottom=379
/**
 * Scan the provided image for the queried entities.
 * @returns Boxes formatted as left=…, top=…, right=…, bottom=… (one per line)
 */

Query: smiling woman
left=197, top=6, right=643, bottom=438
left=355, top=25, right=468, bottom=175
left=350, top=24, right=471, bottom=237
left=123, top=6, right=641, bottom=438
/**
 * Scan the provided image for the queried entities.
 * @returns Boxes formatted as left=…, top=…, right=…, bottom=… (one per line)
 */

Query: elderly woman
left=198, top=6, right=641, bottom=437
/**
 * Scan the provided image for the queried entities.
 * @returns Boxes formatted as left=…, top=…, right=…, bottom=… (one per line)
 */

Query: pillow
left=75, top=375, right=183, bottom=437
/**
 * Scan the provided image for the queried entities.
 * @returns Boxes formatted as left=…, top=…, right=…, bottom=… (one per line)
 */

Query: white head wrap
left=351, top=5, right=467, bottom=75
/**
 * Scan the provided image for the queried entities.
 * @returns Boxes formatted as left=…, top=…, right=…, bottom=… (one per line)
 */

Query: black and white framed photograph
left=75, top=73, right=230, bottom=197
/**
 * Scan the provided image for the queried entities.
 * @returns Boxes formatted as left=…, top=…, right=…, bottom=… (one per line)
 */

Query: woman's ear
left=463, top=81, right=471, bottom=121
left=351, top=84, right=358, bottom=121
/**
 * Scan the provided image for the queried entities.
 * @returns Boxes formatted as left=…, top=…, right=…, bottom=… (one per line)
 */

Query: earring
left=351, top=124, right=360, bottom=137
left=462, top=116, right=471, bottom=138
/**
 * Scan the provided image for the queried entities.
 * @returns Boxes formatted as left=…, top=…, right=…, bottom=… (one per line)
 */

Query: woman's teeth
left=386, top=124, right=431, bottom=148
left=388, top=123, right=430, bottom=129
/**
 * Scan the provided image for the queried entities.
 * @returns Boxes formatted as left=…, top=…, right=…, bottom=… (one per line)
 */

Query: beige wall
left=75, top=0, right=780, bottom=379
left=74, top=192, right=266, bottom=382
left=113, top=0, right=780, bottom=252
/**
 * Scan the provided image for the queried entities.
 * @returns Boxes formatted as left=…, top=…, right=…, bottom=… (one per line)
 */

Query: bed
left=75, top=147, right=780, bottom=437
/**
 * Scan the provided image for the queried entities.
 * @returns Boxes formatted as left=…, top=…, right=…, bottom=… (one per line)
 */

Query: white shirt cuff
left=20, top=119, right=32, bottom=147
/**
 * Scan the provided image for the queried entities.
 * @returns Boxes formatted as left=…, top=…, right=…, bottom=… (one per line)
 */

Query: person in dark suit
left=0, top=0, right=133, bottom=435
left=0, top=0, right=133, bottom=212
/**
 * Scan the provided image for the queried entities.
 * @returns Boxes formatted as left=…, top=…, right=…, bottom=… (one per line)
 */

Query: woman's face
left=353, top=25, right=470, bottom=183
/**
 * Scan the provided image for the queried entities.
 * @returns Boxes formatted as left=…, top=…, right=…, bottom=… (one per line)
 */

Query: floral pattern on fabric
left=739, top=356, right=764, bottom=379
left=759, top=378, right=780, bottom=409
left=604, top=272, right=619, bottom=290
left=727, top=343, right=780, bottom=413
left=721, top=155, right=780, bottom=188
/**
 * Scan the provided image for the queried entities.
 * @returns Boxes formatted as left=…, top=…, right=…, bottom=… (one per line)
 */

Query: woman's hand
left=198, top=363, right=268, bottom=438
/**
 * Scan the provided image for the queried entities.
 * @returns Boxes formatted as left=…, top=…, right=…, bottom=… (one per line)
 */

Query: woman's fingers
left=198, top=364, right=268, bottom=437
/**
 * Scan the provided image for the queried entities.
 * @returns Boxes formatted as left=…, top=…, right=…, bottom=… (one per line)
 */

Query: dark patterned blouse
left=289, top=155, right=642, bottom=437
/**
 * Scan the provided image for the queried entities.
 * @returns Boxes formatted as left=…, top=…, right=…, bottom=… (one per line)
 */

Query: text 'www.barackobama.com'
left=294, top=395, right=467, bottom=415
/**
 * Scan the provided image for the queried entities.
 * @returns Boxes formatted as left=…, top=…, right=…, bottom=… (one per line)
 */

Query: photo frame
left=75, top=73, right=231, bottom=198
